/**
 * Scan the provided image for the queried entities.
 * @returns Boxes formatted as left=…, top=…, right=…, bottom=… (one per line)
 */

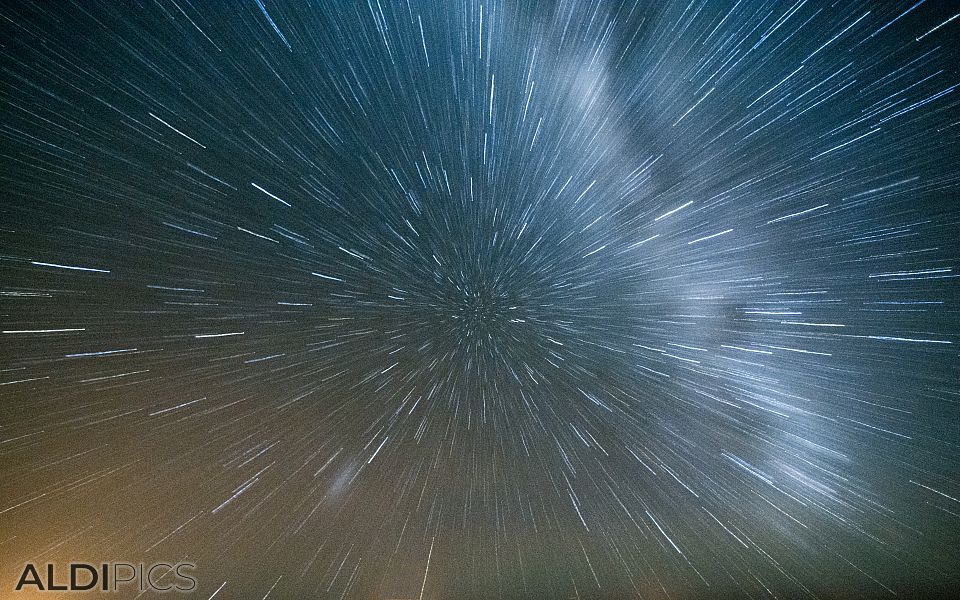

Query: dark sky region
left=0, top=1, right=958, bottom=599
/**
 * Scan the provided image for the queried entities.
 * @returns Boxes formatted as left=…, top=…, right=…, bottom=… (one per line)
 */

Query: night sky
left=1, top=1, right=959, bottom=598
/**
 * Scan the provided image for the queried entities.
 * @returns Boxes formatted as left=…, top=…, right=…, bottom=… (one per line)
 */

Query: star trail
left=1, top=1, right=958, bottom=598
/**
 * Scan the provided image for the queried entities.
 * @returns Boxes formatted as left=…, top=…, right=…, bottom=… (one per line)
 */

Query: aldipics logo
left=14, top=562, right=197, bottom=593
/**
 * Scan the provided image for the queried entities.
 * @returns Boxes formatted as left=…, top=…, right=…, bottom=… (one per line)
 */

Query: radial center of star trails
left=452, top=283, right=510, bottom=331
